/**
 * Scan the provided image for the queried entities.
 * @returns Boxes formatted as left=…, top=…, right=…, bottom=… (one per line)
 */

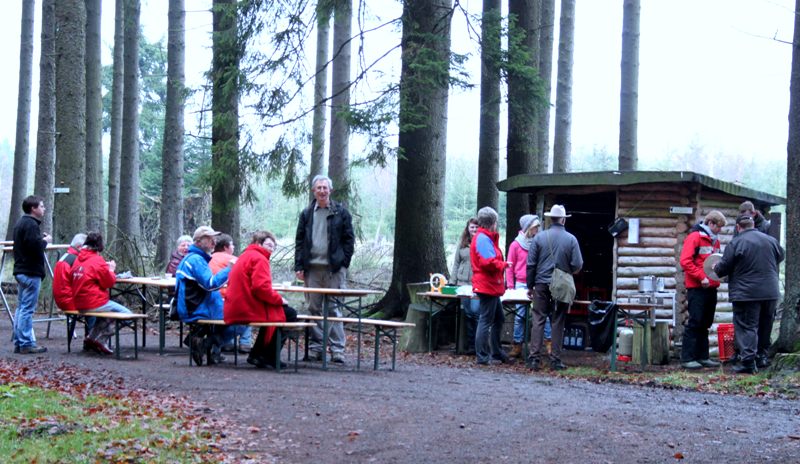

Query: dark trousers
left=475, top=294, right=505, bottom=363
left=250, top=305, right=298, bottom=364
left=680, top=287, right=717, bottom=362
left=732, top=300, right=777, bottom=363
left=530, top=284, right=568, bottom=362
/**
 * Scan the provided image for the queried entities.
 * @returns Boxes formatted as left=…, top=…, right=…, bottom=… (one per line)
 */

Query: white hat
left=544, top=204, right=571, bottom=218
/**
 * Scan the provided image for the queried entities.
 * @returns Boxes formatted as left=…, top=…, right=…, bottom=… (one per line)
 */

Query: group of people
left=681, top=202, right=784, bottom=374
left=452, top=204, right=583, bottom=370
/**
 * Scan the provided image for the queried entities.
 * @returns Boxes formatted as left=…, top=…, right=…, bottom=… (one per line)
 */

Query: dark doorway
left=553, top=192, right=616, bottom=301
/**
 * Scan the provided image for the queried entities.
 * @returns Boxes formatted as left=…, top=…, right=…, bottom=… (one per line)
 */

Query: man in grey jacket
left=526, top=205, right=583, bottom=371
left=714, top=214, right=784, bottom=374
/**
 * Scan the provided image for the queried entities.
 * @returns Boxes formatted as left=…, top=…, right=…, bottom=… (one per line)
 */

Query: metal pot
left=637, top=276, right=664, bottom=293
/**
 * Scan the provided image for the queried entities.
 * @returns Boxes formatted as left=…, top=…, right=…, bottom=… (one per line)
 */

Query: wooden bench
left=63, top=310, right=149, bottom=359
left=297, top=315, right=415, bottom=371
left=191, top=319, right=316, bottom=372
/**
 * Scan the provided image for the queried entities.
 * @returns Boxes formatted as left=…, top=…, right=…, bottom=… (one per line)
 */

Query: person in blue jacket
left=175, top=225, right=235, bottom=366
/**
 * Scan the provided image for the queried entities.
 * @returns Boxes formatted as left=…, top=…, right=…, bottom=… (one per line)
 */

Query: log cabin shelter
left=497, top=170, right=785, bottom=327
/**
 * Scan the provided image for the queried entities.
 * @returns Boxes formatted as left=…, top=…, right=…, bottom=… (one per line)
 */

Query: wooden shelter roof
left=497, top=170, right=785, bottom=206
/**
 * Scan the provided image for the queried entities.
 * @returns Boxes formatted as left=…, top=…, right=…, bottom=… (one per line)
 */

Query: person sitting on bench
left=71, top=232, right=132, bottom=355
left=224, top=231, right=297, bottom=369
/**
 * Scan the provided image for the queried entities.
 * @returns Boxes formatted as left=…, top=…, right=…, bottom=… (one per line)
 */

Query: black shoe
left=247, top=356, right=269, bottom=368
left=732, top=362, right=757, bottom=374
left=756, top=355, right=771, bottom=369
left=191, top=336, right=205, bottom=366
left=528, top=358, right=541, bottom=371
left=207, top=352, right=226, bottom=365
left=266, top=361, right=288, bottom=370
left=550, top=360, right=567, bottom=371
left=13, top=345, right=19, bottom=354
left=492, top=353, right=510, bottom=364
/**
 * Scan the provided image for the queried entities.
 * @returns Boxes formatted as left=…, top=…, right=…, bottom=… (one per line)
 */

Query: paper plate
left=703, top=253, right=723, bottom=281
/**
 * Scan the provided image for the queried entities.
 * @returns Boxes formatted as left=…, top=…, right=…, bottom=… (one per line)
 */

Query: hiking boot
left=267, top=360, right=288, bottom=370
left=191, top=336, right=205, bottom=366
left=732, top=362, right=757, bottom=375
left=90, top=339, right=114, bottom=356
left=306, top=351, right=323, bottom=362
left=697, top=358, right=720, bottom=368
left=550, top=359, right=567, bottom=371
left=19, top=345, right=47, bottom=354
left=508, top=343, right=523, bottom=359
left=13, top=345, right=20, bottom=354
left=527, top=358, right=541, bottom=372
left=681, top=360, right=703, bottom=370
left=331, top=352, right=346, bottom=364
left=247, top=355, right=269, bottom=368
left=756, top=355, right=771, bottom=369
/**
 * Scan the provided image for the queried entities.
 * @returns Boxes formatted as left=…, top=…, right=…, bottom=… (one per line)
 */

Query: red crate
left=717, top=323, right=735, bottom=361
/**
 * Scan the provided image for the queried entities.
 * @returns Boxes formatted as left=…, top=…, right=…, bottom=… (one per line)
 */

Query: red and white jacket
left=679, top=224, right=721, bottom=289
left=71, top=249, right=116, bottom=310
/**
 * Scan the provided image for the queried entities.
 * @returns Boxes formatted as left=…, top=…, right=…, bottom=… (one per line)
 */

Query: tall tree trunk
left=33, top=0, right=56, bottom=234
left=776, top=0, right=800, bottom=353
left=327, top=0, right=352, bottom=206
left=618, top=0, right=640, bottom=171
left=536, top=0, right=555, bottom=174
left=157, top=0, right=185, bottom=268
left=211, top=0, right=241, bottom=242
left=117, top=0, right=140, bottom=244
left=106, top=0, right=124, bottom=243
left=506, top=0, right=539, bottom=251
left=475, top=0, right=501, bottom=211
left=85, top=0, right=103, bottom=232
left=53, top=0, right=87, bottom=244
left=553, top=0, right=575, bottom=173
left=379, top=0, right=452, bottom=318
left=310, top=0, right=332, bottom=202
left=6, top=0, right=35, bottom=240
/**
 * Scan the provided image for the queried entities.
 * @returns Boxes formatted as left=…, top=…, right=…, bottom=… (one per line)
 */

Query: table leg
left=428, top=299, right=433, bottom=352
left=356, top=297, right=362, bottom=371
left=322, top=294, right=329, bottom=370
left=523, top=303, right=530, bottom=360
left=158, top=288, right=165, bottom=355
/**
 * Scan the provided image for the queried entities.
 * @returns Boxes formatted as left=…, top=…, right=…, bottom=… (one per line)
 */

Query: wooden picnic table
left=113, top=276, right=176, bottom=354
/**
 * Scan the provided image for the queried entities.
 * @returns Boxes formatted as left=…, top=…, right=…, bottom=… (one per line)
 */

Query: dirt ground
left=3, top=317, right=800, bottom=463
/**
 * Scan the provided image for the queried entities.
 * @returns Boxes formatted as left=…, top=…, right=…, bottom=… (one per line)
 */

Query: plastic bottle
left=576, top=327, right=584, bottom=349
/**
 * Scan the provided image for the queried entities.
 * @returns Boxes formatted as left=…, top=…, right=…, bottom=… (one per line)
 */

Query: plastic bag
left=587, top=300, right=617, bottom=353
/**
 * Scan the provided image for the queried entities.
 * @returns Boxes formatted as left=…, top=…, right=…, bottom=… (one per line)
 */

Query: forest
left=0, top=0, right=798, bottom=351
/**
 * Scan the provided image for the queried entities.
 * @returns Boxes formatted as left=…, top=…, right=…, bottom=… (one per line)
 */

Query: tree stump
left=632, top=322, right=670, bottom=365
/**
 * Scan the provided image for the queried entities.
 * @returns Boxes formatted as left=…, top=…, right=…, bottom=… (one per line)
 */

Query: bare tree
left=379, top=0, right=453, bottom=317
left=106, top=0, right=124, bottom=243
left=85, top=0, right=104, bottom=232
left=117, top=0, right=141, bottom=243
left=506, top=0, right=540, bottom=249
left=553, top=0, right=575, bottom=173
left=211, top=0, right=241, bottom=241
left=6, top=0, right=35, bottom=240
left=327, top=0, right=352, bottom=205
left=33, top=0, right=56, bottom=234
left=156, top=0, right=186, bottom=267
left=776, top=0, right=800, bottom=353
left=475, top=0, right=501, bottom=211
left=618, top=0, right=640, bottom=171
left=53, top=0, right=87, bottom=244
left=310, top=0, right=332, bottom=200
left=536, top=0, right=555, bottom=173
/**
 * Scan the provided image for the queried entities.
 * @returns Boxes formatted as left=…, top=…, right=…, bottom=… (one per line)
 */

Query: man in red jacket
left=679, top=210, right=726, bottom=370
left=224, top=231, right=297, bottom=369
left=71, top=232, right=132, bottom=355
left=52, top=233, right=86, bottom=312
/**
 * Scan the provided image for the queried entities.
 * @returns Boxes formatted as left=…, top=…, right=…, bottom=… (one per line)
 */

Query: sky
left=0, top=0, right=794, bottom=180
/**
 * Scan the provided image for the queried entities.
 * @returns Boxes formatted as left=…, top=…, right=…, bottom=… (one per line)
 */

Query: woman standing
left=451, top=217, right=479, bottom=354
left=506, top=214, right=541, bottom=358
left=470, top=207, right=509, bottom=365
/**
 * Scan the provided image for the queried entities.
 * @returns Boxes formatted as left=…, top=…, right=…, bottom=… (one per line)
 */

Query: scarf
left=514, top=231, right=532, bottom=251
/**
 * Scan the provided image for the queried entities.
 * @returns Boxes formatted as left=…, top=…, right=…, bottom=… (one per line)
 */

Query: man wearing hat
left=714, top=214, right=784, bottom=374
left=525, top=205, right=583, bottom=371
left=175, top=226, right=235, bottom=366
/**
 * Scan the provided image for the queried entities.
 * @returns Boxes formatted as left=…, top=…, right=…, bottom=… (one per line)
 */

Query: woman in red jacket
left=470, top=207, right=510, bottom=365
left=71, top=232, right=132, bottom=355
left=224, top=231, right=297, bottom=369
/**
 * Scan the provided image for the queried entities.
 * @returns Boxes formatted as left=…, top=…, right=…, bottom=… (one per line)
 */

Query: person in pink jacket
left=506, top=214, right=540, bottom=358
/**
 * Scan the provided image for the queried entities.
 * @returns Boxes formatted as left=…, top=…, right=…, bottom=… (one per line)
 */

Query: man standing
left=715, top=215, right=784, bottom=374
left=678, top=210, right=726, bottom=370
left=294, top=175, right=355, bottom=364
left=737, top=201, right=770, bottom=235
left=175, top=226, right=234, bottom=366
left=12, top=195, right=52, bottom=354
left=526, top=205, right=583, bottom=371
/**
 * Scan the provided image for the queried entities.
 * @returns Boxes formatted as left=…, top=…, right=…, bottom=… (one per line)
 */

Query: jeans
left=475, top=294, right=505, bottom=363
left=234, top=325, right=253, bottom=346
left=680, top=288, right=717, bottom=362
left=83, top=300, right=132, bottom=341
left=460, top=296, right=480, bottom=351
left=13, top=274, right=42, bottom=348
left=513, top=283, right=552, bottom=343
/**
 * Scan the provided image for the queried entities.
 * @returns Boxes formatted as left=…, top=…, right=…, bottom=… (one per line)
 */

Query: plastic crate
left=717, top=323, right=735, bottom=361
